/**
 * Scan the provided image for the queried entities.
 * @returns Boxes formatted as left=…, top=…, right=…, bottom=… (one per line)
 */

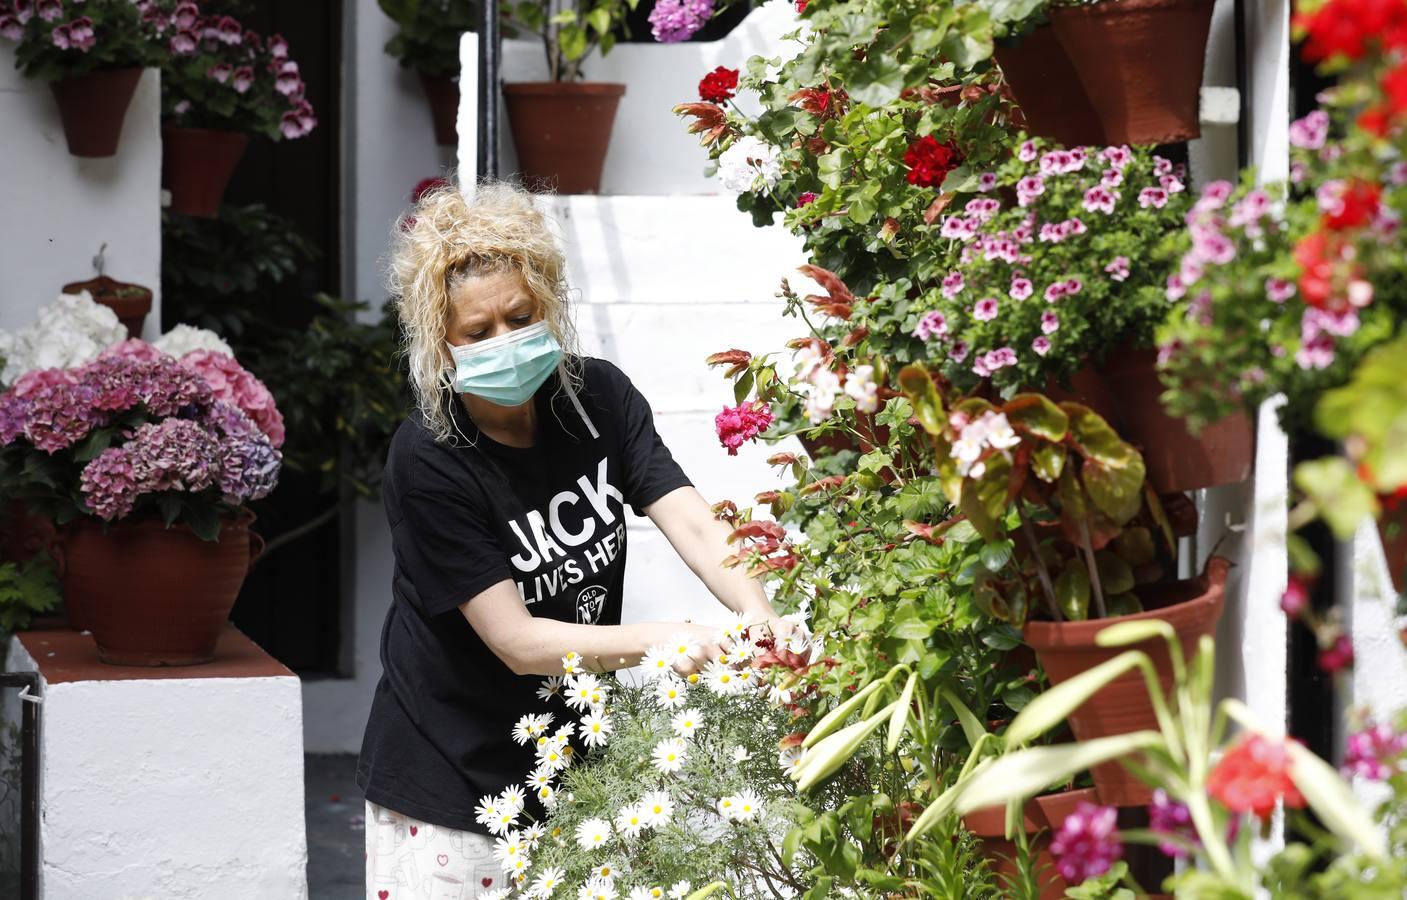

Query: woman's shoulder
left=385, top=405, right=483, bottom=498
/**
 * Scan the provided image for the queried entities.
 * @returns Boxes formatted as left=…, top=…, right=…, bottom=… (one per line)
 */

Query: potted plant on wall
left=159, top=1, right=316, bottom=217
left=378, top=0, right=477, bottom=146
left=0, top=0, right=168, bottom=157
left=0, top=335, right=284, bottom=665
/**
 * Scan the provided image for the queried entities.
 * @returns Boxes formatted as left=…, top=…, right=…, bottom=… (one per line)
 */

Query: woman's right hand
left=663, top=622, right=728, bottom=677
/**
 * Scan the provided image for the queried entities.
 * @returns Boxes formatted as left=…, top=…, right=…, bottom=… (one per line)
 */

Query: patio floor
left=305, top=753, right=363, bottom=900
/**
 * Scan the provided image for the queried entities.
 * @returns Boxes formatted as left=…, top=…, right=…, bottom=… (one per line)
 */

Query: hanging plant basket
left=1049, top=0, right=1216, bottom=145
left=49, top=66, right=144, bottom=158
left=162, top=126, right=250, bottom=218
left=51, top=513, right=263, bottom=665
left=1097, top=346, right=1255, bottom=494
left=962, top=788, right=1098, bottom=900
left=1023, top=556, right=1228, bottom=806
left=503, top=82, right=626, bottom=194
left=418, top=72, right=461, bottom=146
left=61, top=274, right=153, bottom=339
left=993, top=25, right=1104, bottom=148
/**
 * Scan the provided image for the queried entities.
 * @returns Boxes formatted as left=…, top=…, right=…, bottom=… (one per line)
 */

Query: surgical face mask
left=445, top=321, right=562, bottom=407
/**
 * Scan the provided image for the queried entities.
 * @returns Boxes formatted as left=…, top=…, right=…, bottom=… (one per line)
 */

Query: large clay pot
left=963, top=788, right=1098, bottom=899
left=61, top=275, right=153, bottom=339
left=419, top=72, right=460, bottom=146
left=1097, top=347, right=1255, bottom=494
left=1379, top=502, right=1407, bottom=595
left=1023, top=556, right=1228, bottom=806
left=503, top=82, right=626, bottom=194
left=993, top=26, right=1104, bottom=148
left=50, top=66, right=144, bottom=157
left=1050, top=0, right=1216, bottom=145
left=162, top=126, right=250, bottom=218
left=52, top=513, right=263, bottom=665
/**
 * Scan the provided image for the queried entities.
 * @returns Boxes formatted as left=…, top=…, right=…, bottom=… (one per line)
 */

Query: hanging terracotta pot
left=162, top=126, right=250, bottom=218
left=51, top=512, right=263, bottom=665
left=1050, top=0, right=1216, bottom=145
left=418, top=72, right=461, bottom=146
left=49, top=66, right=144, bottom=158
left=1024, top=556, right=1228, bottom=806
left=962, top=788, right=1098, bottom=899
left=1378, top=502, right=1407, bottom=595
left=1039, top=360, right=1120, bottom=426
left=1097, top=346, right=1255, bottom=494
left=796, top=411, right=891, bottom=461
left=61, top=275, right=153, bottom=339
left=993, top=26, right=1104, bottom=148
left=503, top=82, right=627, bottom=194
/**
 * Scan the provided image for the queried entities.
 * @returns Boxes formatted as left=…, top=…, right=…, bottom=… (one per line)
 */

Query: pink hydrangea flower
left=98, top=339, right=165, bottom=365
left=973, top=298, right=999, bottom=322
left=1010, top=277, right=1033, bottom=301
left=714, top=400, right=773, bottom=456
left=913, top=311, right=949, bottom=341
left=178, top=350, right=286, bottom=448
left=1050, top=802, right=1122, bottom=884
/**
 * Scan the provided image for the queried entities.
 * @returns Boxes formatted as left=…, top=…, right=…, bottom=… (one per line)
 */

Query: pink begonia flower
left=1083, top=185, right=1118, bottom=215
left=232, top=66, right=254, bottom=94
left=1018, top=140, right=1038, bottom=163
left=977, top=172, right=998, bottom=192
left=948, top=341, right=970, bottom=363
left=1139, top=187, right=1170, bottom=209
left=1041, top=311, right=1060, bottom=334
left=1266, top=278, right=1296, bottom=303
left=1100, top=145, right=1132, bottom=169
left=913, top=311, right=948, bottom=341
left=1289, top=110, right=1329, bottom=150
left=1031, top=336, right=1051, bottom=356
left=941, top=271, right=965, bottom=298
left=1101, top=168, right=1124, bottom=188
left=1105, top=256, right=1130, bottom=282
left=1010, top=277, right=1033, bottom=301
left=973, top=298, right=999, bottom=322
left=178, top=350, right=286, bottom=448
left=209, top=63, right=232, bottom=83
left=1016, top=175, right=1045, bottom=207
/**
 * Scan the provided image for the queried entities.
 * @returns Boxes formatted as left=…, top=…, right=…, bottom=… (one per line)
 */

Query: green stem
left=1079, top=518, right=1107, bottom=619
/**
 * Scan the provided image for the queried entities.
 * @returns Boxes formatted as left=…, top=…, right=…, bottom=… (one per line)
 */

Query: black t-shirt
left=355, top=357, right=692, bottom=833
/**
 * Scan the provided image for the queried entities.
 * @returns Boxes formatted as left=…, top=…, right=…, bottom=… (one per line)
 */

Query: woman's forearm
left=647, top=487, right=778, bottom=623
left=505, top=618, right=673, bottom=677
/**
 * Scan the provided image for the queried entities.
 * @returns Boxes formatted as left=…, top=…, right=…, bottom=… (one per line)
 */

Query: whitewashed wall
left=0, top=50, right=162, bottom=337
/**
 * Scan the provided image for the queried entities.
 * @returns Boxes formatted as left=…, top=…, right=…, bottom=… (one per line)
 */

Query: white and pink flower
left=1082, top=185, right=1119, bottom=215
left=1104, top=256, right=1130, bottom=282
left=973, top=298, right=999, bottom=322
left=1010, top=276, right=1033, bottom=301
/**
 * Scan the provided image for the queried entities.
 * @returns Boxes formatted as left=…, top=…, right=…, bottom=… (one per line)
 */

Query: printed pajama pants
left=365, top=799, right=503, bottom=900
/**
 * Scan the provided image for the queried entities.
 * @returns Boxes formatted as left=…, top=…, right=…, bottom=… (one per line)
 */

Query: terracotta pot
left=418, top=72, right=460, bottom=146
left=52, top=513, right=263, bottom=665
left=503, top=82, right=626, bottom=194
left=61, top=275, right=153, bottom=339
left=1024, top=556, right=1228, bottom=805
left=993, top=26, right=1104, bottom=148
left=1379, top=503, right=1407, bottom=595
left=1097, top=347, right=1255, bottom=494
left=1040, top=360, right=1119, bottom=426
left=962, top=788, right=1098, bottom=898
left=49, top=67, right=144, bottom=158
left=1050, top=0, right=1215, bottom=145
left=162, top=126, right=250, bottom=218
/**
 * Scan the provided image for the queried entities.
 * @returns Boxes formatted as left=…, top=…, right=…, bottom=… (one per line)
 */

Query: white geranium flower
left=844, top=364, right=879, bottom=413
left=803, top=369, right=842, bottom=424
left=529, top=866, right=566, bottom=898
left=670, top=709, right=702, bottom=739
left=654, top=676, right=687, bottom=710
left=152, top=323, right=233, bottom=358
left=651, top=738, right=688, bottom=774
left=575, top=817, right=612, bottom=851
left=640, top=646, right=676, bottom=680
left=580, top=709, right=613, bottom=748
left=638, top=790, right=674, bottom=827
left=718, top=136, right=782, bottom=194
left=615, top=802, right=648, bottom=838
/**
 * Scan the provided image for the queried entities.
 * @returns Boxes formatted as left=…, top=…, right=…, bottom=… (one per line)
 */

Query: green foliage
left=500, top=0, right=646, bottom=82
left=0, top=554, right=62, bottom=637
left=379, top=0, right=479, bottom=77
left=8, top=0, right=167, bottom=81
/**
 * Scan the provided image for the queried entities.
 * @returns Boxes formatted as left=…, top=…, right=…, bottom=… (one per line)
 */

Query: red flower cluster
left=1207, top=734, right=1306, bottom=820
left=1323, top=179, right=1382, bottom=231
left=903, top=135, right=963, bottom=189
left=1294, top=0, right=1407, bottom=63
left=714, top=400, right=773, bottom=455
left=1294, top=230, right=1368, bottom=311
left=698, top=65, right=739, bottom=103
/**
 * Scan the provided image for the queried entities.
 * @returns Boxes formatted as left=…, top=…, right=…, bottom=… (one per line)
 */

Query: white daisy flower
left=670, top=709, right=702, bottom=739
left=551, top=723, right=576, bottom=744
left=734, top=668, right=756, bottom=688
left=615, top=802, right=648, bottom=838
left=668, top=881, right=692, bottom=899
left=778, top=745, right=803, bottom=773
left=731, top=745, right=751, bottom=763
left=730, top=638, right=756, bottom=661
left=536, top=784, right=557, bottom=808
left=721, top=613, right=749, bottom=639
left=716, top=795, right=737, bottom=819
left=627, top=888, right=655, bottom=900
left=640, top=646, right=675, bottom=680
left=575, top=817, right=612, bottom=851
left=479, top=889, right=511, bottom=900
left=529, top=866, right=566, bottom=898
left=767, top=684, right=793, bottom=705
left=734, top=789, right=762, bottom=821
left=492, top=831, right=526, bottom=869
left=488, top=805, right=517, bottom=836
left=566, top=674, right=602, bottom=711
left=651, top=738, right=688, bottom=775
left=580, top=710, right=613, bottom=748
left=664, top=633, right=698, bottom=664
left=638, top=790, right=674, bottom=827
left=527, top=768, right=555, bottom=790
left=595, top=862, right=618, bottom=881
left=561, top=651, right=582, bottom=674
left=506, top=854, right=530, bottom=877
left=646, top=888, right=666, bottom=899
left=654, top=676, right=687, bottom=709
left=474, top=795, right=500, bottom=828
left=703, top=662, right=742, bottom=696
left=538, top=675, right=565, bottom=701
left=578, top=876, right=618, bottom=900
left=499, top=785, right=526, bottom=815
left=512, top=714, right=537, bottom=746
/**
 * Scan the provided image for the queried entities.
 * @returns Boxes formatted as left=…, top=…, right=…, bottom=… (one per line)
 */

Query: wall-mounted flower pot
left=1379, top=502, right=1407, bottom=595
left=963, top=788, right=1098, bottom=900
left=61, top=275, right=153, bottom=339
left=1097, top=347, right=1255, bottom=494
left=1050, top=0, right=1216, bottom=145
left=52, top=513, right=263, bottom=665
left=50, top=66, right=144, bottom=158
left=1024, top=556, right=1228, bottom=806
left=162, top=126, right=250, bottom=218
left=503, top=82, right=626, bottom=194
left=418, top=72, right=460, bottom=146
left=993, top=25, right=1104, bottom=148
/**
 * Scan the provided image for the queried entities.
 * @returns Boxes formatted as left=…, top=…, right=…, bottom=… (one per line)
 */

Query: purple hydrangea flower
left=0, top=391, right=32, bottom=445
left=1050, top=802, right=1122, bottom=884
left=126, top=418, right=220, bottom=494
left=648, top=0, right=713, bottom=43
left=22, top=380, right=105, bottom=453
left=79, top=446, right=145, bottom=521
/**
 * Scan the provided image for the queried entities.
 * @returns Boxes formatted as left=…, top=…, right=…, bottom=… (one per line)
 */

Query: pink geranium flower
left=1031, top=336, right=1051, bottom=356
left=913, top=311, right=948, bottom=341
left=973, top=298, right=999, bottom=321
left=1139, top=187, right=1170, bottom=209
left=1010, top=277, right=1033, bottom=301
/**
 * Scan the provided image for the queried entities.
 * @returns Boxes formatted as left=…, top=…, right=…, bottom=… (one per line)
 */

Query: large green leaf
left=952, top=732, right=1162, bottom=815
left=1055, top=560, right=1090, bottom=622
left=1094, top=550, right=1135, bottom=595
left=1004, top=651, right=1145, bottom=746
left=1032, top=442, right=1066, bottom=483
left=1004, top=393, right=1068, bottom=442
left=897, top=364, right=945, bottom=435
left=1285, top=740, right=1387, bottom=859
left=803, top=680, right=885, bottom=748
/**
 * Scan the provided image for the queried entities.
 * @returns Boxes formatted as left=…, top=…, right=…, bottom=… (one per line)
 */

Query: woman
left=358, top=181, right=790, bottom=900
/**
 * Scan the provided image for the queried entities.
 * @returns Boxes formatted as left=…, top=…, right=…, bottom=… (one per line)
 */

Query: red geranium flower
left=698, top=65, right=739, bottom=103
left=903, top=136, right=963, bottom=189
left=1207, top=733, right=1306, bottom=820
left=411, top=176, right=451, bottom=204
left=1323, top=179, right=1382, bottom=231
left=1294, top=0, right=1407, bottom=63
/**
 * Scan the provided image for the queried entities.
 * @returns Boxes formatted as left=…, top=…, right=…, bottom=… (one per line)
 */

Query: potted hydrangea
left=159, top=1, right=316, bottom=216
left=0, top=332, right=283, bottom=666
left=0, top=0, right=170, bottom=156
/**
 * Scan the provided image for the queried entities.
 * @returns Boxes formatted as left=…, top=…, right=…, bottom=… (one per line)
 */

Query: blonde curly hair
left=387, top=179, right=581, bottom=444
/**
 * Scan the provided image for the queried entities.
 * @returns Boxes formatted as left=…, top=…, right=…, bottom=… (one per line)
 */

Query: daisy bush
left=461, top=616, right=824, bottom=900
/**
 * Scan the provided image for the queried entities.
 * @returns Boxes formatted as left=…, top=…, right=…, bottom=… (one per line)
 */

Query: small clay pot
left=993, top=26, right=1104, bottom=148
left=1024, top=557, right=1228, bottom=806
left=1050, top=0, right=1216, bottom=145
left=50, top=66, right=144, bottom=157
left=1379, top=503, right=1407, bottom=595
left=503, top=82, right=626, bottom=194
left=418, top=72, right=461, bottom=146
left=62, top=275, right=153, bottom=339
left=962, top=788, right=1098, bottom=899
left=163, top=126, right=250, bottom=218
